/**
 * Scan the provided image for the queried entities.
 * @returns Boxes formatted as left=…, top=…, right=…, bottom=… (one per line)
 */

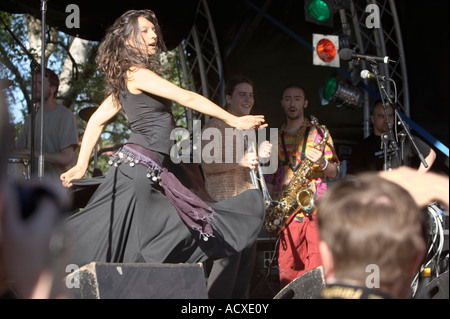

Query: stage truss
left=349, top=0, right=410, bottom=137
left=176, top=0, right=410, bottom=140
left=176, top=0, right=225, bottom=134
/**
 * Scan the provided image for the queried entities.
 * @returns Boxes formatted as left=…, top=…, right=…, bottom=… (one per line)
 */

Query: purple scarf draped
left=122, top=144, right=215, bottom=239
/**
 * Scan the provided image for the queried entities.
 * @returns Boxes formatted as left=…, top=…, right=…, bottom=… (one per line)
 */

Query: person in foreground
left=316, top=167, right=448, bottom=299
left=60, top=10, right=267, bottom=267
left=1, top=84, right=70, bottom=299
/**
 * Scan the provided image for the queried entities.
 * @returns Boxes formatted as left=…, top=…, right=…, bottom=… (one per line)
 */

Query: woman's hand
left=232, top=115, right=267, bottom=130
left=60, top=164, right=87, bottom=188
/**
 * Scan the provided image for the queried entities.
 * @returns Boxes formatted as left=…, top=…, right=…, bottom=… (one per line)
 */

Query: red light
left=316, top=38, right=336, bottom=62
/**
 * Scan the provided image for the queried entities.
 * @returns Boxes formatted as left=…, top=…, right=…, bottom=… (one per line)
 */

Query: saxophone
left=263, top=116, right=329, bottom=236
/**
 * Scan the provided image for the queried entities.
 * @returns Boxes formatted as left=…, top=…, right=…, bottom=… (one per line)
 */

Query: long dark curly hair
left=96, top=9, right=167, bottom=103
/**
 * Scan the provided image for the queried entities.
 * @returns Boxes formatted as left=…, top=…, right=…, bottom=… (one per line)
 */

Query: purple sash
left=109, top=144, right=215, bottom=240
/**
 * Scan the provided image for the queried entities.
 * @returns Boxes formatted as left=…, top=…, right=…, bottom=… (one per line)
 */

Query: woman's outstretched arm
left=127, top=67, right=267, bottom=130
left=60, top=95, right=121, bottom=187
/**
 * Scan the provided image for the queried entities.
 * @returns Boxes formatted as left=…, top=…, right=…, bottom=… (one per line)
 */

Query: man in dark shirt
left=349, top=100, right=436, bottom=174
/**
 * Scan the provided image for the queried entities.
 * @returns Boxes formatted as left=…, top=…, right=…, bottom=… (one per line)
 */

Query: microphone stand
left=370, top=63, right=428, bottom=170
left=370, top=63, right=400, bottom=170
left=380, top=131, right=393, bottom=171
left=38, top=0, right=49, bottom=179
left=0, top=16, right=41, bottom=177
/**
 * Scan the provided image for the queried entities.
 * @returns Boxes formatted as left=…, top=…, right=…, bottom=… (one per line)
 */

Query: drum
left=7, top=155, right=31, bottom=183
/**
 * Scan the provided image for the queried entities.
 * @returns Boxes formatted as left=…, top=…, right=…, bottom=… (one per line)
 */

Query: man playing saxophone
left=265, top=84, right=340, bottom=289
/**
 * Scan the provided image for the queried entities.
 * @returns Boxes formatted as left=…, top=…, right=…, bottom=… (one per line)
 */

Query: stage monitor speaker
left=65, top=262, right=207, bottom=299
left=274, top=266, right=325, bottom=299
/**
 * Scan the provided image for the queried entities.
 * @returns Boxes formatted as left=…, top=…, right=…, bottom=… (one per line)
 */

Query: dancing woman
left=61, top=9, right=266, bottom=266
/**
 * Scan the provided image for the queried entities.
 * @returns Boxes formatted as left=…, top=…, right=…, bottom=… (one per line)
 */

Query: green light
left=308, top=0, right=331, bottom=22
left=322, top=77, right=337, bottom=100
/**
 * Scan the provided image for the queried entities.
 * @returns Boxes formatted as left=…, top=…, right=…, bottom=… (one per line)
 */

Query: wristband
left=321, top=159, right=329, bottom=171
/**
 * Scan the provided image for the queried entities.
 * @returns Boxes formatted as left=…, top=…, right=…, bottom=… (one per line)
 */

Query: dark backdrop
left=1, top=0, right=448, bottom=171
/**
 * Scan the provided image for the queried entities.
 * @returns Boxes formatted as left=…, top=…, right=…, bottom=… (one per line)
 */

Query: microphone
left=360, top=70, right=389, bottom=81
left=339, top=48, right=392, bottom=64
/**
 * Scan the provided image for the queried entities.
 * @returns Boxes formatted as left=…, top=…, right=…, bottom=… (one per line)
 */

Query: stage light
left=320, top=77, right=363, bottom=109
left=322, top=77, right=338, bottom=101
left=317, top=38, right=336, bottom=62
left=304, top=0, right=335, bottom=27
left=313, top=34, right=340, bottom=67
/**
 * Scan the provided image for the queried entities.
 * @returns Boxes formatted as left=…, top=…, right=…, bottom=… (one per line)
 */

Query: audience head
left=317, top=173, right=426, bottom=298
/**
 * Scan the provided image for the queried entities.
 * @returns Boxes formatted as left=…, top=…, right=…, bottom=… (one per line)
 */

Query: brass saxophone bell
left=296, top=187, right=315, bottom=217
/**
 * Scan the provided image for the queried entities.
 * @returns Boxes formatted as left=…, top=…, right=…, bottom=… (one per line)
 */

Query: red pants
left=278, top=215, right=322, bottom=288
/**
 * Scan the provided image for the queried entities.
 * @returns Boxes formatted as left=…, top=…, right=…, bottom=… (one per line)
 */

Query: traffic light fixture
left=304, top=0, right=335, bottom=27
left=312, top=33, right=340, bottom=67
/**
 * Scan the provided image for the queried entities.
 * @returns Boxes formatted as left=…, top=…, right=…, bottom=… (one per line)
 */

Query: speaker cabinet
left=274, top=266, right=325, bottom=299
left=249, top=233, right=280, bottom=299
left=65, top=262, right=207, bottom=299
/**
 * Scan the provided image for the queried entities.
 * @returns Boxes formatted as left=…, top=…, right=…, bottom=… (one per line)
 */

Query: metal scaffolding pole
left=176, top=0, right=225, bottom=134
left=349, top=0, right=410, bottom=136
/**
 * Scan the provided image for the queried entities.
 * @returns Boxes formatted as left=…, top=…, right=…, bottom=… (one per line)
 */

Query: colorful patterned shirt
left=268, top=119, right=340, bottom=202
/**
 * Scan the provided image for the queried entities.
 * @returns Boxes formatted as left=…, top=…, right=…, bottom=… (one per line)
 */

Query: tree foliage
left=1, top=11, right=190, bottom=178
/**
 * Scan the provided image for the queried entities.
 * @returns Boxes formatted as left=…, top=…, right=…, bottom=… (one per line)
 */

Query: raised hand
left=60, top=164, right=87, bottom=188
left=233, top=115, right=267, bottom=130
